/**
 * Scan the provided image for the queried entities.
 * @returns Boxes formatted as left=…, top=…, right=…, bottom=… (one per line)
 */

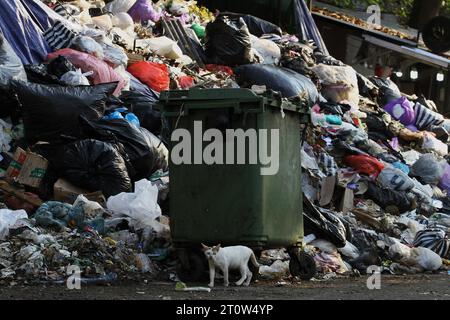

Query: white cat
left=201, top=244, right=260, bottom=288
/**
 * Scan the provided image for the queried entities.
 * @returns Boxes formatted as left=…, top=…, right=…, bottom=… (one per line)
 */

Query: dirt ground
left=0, top=274, right=448, bottom=300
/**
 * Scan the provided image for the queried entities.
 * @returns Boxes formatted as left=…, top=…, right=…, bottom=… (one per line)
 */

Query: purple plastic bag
left=439, top=163, right=450, bottom=193
left=384, top=96, right=415, bottom=126
left=128, top=0, right=161, bottom=24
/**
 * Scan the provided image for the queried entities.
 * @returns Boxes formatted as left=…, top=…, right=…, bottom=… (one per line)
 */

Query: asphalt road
left=0, top=274, right=448, bottom=300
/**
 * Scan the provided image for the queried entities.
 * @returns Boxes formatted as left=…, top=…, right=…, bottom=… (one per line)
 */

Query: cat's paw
left=224, top=282, right=229, bottom=287
left=208, top=283, right=214, bottom=288
left=235, top=281, right=243, bottom=286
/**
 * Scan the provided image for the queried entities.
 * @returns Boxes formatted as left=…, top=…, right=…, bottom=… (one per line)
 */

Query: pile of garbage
left=0, top=0, right=448, bottom=284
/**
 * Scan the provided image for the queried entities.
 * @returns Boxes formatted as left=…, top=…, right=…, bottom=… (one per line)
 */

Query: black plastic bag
left=234, top=64, right=318, bottom=105
left=47, top=55, right=77, bottom=79
left=11, top=81, right=116, bottom=144
left=303, top=198, right=347, bottom=248
left=369, top=76, right=402, bottom=107
left=119, top=90, right=162, bottom=135
left=61, top=139, right=131, bottom=198
left=365, top=182, right=412, bottom=213
left=205, top=15, right=255, bottom=66
left=319, top=101, right=351, bottom=116
left=24, top=64, right=62, bottom=85
left=241, top=14, right=282, bottom=37
left=357, top=73, right=377, bottom=98
left=80, top=117, right=168, bottom=180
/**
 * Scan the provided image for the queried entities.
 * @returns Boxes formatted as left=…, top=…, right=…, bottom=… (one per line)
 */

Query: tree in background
left=409, top=0, right=443, bottom=29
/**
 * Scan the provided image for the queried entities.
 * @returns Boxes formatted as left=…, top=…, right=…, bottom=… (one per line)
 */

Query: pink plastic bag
left=47, top=48, right=125, bottom=96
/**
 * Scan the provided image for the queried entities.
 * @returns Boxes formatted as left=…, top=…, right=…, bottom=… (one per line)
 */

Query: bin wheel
left=176, top=251, right=206, bottom=282
left=289, top=251, right=316, bottom=280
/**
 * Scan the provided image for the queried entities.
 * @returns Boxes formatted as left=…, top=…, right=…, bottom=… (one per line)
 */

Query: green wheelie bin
left=158, top=88, right=316, bottom=281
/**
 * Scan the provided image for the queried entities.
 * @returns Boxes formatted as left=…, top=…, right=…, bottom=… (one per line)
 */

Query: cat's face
left=201, top=243, right=221, bottom=260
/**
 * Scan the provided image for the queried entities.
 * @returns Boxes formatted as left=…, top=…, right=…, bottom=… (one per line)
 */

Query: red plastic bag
left=344, top=155, right=385, bottom=178
left=178, top=75, right=194, bottom=89
left=47, top=48, right=126, bottom=96
left=205, top=64, right=234, bottom=76
left=127, top=61, right=169, bottom=93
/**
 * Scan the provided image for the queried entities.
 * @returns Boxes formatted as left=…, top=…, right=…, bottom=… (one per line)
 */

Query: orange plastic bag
left=127, top=61, right=170, bottom=93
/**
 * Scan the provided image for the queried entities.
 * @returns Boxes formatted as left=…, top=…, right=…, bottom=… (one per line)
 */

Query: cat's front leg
left=208, top=261, right=215, bottom=288
left=222, top=266, right=229, bottom=287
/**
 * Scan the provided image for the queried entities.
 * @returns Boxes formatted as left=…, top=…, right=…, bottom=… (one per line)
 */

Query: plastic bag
left=127, top=0, right=161, bottom=23
left=47, top=56, right=77, bottom=79
left=303, top=199, right=347, bottom=248
left=383, top=97, right=415, bottom=126
left=105, top=0, right=137, bottom=14
left=365, top=182, right=412, bottom=213
left=0, top=209, right=27, bottom=240
left=60, top=69, right=92, bottom=86
left=111, top=12, right=135, bottom=32
left=101, top=42, right=129, bottom=67
left=250, top=35, right=281, bottom=64
left=0, top=34, right=27, bottom=86
left=377, top=165, right=415, bottom=191
left=61, top=139, right=132, bottom=198
left=413, top=228, right=449, bottom=259
left=241, top=15, right=282, bottom=37
left=234, top=64, right=318, bottom=105
left=127, top=61, right=169, bottom=93
left=80, top=117, right=168, bottom=179
left=71, top=36, right=105, bottom=60
left=205, top=15, right=256, bottom=66
left=92, top=14, right=113, bottom=31
left=135, top=37, right=183, bottom=60
left=312, top=64, right=359, bottom=108
left=389, top=242, right=442, bottom=271
left=344, top=154, right=385, bottom=178
left=370, top=76, right=402, bottom=106
left=439, top=163, right=450, bottom=194
left=11, top=80, right=116, bottom=143
left=422, top=133, right=448, bottom=156
left=107, top=179, right=161, bottom=225
left=119, top=90, right=161, bottom=134
left=410, top=153, right=445, bottom=185
left=47, top=48, right=126, bottom=96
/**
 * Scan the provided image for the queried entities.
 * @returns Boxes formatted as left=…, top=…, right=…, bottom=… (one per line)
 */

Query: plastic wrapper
left=60, top=69, right=92, bottom=86
left=71, top=36, right=105, bottom=60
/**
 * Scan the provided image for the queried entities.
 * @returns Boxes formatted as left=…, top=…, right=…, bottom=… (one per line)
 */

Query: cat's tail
left=250, top=252, right=260, bottom=268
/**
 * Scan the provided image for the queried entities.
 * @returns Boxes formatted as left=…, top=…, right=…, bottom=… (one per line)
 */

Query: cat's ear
left=201, top=243, right=209, bottom=251
left=213, top=244, right=221, bottom=252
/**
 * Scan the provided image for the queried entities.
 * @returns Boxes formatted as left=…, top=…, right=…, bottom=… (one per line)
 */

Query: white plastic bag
left=259, top=260, right=289, bottom=279
left=389, top=242, right=442, bottom=271
left=337, top=241, right=360, bottom=259
left=135, top=36, right=183, bottom=60
left=422, top=133, right=448, bottom=156
left=0, top=209, right=28, bottom=240
left=92, top=14, right=113, bottom=31
left=112, top=12, right=135, bottom=32
left=107, top=179, right=161, bottom=226
left=71, top=36, right=104, bottom=59
left=60, top=69, right=92, bottom=86
left=101, top=42, right=128, bottom=67
left=105, top=0, right=137, bottom=14
left=312, top=64, right=360, bottom=108
left=250, top=35, right=281, bottom=65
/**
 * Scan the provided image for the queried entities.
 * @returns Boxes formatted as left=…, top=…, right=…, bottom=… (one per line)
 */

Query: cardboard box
left=16, top=152, right=48, bottom=188
left=53, top=179, right=90, bottom=204
left=5, top=147, right=27, bottom=182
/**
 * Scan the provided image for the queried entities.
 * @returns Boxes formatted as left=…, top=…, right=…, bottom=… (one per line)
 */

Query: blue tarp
left=294, top=0, right=329, bottom=55
left=0, top=0, right=55, bottom=65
